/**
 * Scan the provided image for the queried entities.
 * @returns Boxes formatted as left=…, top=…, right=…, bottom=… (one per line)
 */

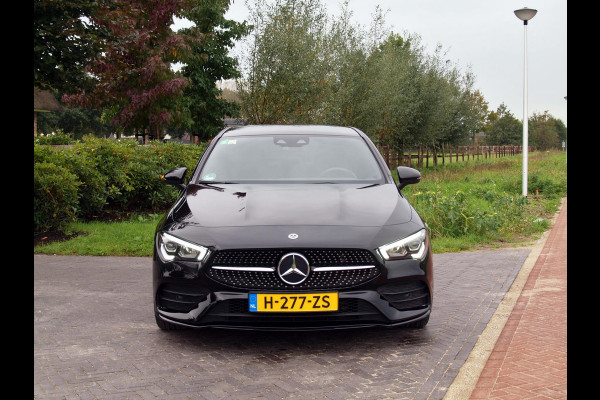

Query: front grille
left=378, top=280, right=430, bottom=311
left=205, top=249, right=380, bottom=290
left=211, top=249, right=377, bottom=267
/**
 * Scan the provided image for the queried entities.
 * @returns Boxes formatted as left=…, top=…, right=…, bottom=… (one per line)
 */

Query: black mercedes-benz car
left=153, top=125, right=433, bottom=331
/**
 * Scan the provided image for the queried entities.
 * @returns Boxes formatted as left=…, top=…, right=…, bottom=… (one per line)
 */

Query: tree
left=37, top=102, right=113, bottom=139
left=319, top=0, right=370, bottom=127
left=178, top=0, right=250, bottom=142
left=358, top=33, right=422, bottom=149
left=463, top=89, right=489, bottom=144
left=529, top=111, right=560, bottom=150
left=550, top=116, right=567, bottom=146
left=34, top=0, right=111, bottom=93
left=483, top=103, right=522, bottom=145
left=238, top=0, right=332, bottom=124
left=235, top=0, right=490, bottom=155
left=63, top=0, right=190, bottom=140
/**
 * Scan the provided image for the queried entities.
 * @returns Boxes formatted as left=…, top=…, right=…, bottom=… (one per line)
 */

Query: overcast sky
left=189, top=0, right=567, bottom=126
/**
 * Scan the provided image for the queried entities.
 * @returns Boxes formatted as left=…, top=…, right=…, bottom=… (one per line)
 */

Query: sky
left=177, top=0, right=567, bottom=126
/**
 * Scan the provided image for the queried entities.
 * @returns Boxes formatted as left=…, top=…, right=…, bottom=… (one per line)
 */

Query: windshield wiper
left=198, top=181, right=237, bottom=185
left=357, top=183, right=381, bottom=189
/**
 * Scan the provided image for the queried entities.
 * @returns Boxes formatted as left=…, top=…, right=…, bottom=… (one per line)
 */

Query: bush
left=528, top=174, right=566, bottom=199
left=34, top=162, right=81, bottom=232
left=411, top=189, right=528, bottom=239
left=34, top=143, right=109, bottom=217
left=122, top=141, right=206, bottom=210
left=33, top=130, right=74, bottom=145
left=33, top=137, right=209, bottom=232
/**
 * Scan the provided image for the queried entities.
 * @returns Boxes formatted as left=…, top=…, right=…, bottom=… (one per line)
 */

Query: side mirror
left=396, top=166, right=421, bottom=191
left=163, top=167, right=188, bottom=191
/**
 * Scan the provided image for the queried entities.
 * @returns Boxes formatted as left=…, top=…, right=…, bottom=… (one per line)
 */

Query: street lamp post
left=514, top=7, right=537, bottom=197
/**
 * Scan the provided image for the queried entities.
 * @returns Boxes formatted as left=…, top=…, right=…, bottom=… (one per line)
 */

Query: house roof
left=34, top=87, right=63, bottom=112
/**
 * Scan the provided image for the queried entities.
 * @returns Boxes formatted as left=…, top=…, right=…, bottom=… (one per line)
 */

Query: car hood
left=162, top=183, right=423, bottom=250
left=179, top=183, right=412, bottom=227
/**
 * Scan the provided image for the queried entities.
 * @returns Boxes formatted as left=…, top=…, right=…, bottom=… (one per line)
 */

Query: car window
left=197, top=134, right=384, bottom=183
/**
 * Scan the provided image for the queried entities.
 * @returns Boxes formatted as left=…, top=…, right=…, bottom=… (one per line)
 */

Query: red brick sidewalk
left=470, top=199, right=567, bottom=399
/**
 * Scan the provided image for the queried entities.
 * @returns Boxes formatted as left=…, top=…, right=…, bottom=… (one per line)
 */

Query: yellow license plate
left=249, top=293, right=338, bottom=312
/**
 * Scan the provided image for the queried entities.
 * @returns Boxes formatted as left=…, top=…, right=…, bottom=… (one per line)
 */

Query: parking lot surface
left=34, top=248, right=530, bottom=400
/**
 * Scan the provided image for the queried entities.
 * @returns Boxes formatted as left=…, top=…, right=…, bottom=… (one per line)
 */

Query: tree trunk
left=442, top=143, right=446, bottom=166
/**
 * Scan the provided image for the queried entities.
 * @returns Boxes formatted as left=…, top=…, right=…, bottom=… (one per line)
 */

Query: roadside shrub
left=499, top=172, right=566, bottom=198
left=411, top=189, right=528, bottom=239
left=34, top=143, right=109, bottom=217
left=124, top=141, right=206, bottom=210
left=34, top=162, right=81, bottom=232
left=34, top=130, right=74, bottom=145
left=34, top=137, right=209, bottom=231
left=528, top=174, right=566, bottom=199
left=74, top=136, right=138, bottom=207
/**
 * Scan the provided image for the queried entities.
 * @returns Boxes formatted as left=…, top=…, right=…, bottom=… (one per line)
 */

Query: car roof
left=221, top=125, right=360, bottom=137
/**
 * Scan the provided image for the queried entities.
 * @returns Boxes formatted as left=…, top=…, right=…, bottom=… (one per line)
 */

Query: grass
left=400, top=150, right=566, bottom=252
left=34, top=213, right=163, bottom=257
left=34, top=150, right=567, bottom=256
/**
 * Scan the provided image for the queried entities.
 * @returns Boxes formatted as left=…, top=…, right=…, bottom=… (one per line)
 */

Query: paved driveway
left=34, top=249, right=529, bottom=400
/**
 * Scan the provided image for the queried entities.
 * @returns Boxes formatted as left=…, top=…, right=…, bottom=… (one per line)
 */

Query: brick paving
left=34, top=203, right=569, bottom=400
left=34, top=247, right=531, bottom=399
left=469, top=199, right=567, bottom=400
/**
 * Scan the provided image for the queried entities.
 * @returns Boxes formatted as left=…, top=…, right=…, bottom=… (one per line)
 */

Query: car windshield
left=197, top=134, right=385, bottom=183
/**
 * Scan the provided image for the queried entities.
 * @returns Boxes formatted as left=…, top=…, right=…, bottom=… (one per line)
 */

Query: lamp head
left=514, top=7, right=537, bottom=24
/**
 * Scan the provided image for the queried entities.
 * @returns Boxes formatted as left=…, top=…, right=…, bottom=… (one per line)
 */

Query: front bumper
left=152, top=245, right=433, bottom=331
left=155, top=287, right=431, bottom=331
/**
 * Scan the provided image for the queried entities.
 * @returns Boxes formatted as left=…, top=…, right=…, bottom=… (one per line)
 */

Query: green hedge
left=34, top=136, right=208, bottom=232
left=34, top=162, right=82, bottom=232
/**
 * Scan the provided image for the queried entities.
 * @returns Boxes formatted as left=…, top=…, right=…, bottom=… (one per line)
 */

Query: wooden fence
left=377, top=145, right=537, bottom=169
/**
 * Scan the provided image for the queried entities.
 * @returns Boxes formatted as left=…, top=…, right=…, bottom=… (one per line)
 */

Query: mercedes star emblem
left=277, top=252, right=310, bottom=285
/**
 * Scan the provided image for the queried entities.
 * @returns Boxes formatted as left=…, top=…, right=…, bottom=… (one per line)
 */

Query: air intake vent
left=378, top=280, right=430, bottom=311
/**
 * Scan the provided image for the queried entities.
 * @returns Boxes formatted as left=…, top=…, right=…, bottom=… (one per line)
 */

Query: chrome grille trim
left=211, top=266, right=275, bottom=272
left=312, top=265, right=376, bottom=272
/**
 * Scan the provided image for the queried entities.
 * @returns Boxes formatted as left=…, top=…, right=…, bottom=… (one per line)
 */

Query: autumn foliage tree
left=63, top=0, right=190, bottom=140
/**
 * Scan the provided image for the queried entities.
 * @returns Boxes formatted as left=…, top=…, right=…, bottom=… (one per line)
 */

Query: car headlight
left=157, top=232, right=210, bottom=263
left=378, top=229, right=428, bottom=261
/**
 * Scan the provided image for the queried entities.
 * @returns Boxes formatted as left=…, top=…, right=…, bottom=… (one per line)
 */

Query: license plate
left=249, top=293, right=338, bottom=312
